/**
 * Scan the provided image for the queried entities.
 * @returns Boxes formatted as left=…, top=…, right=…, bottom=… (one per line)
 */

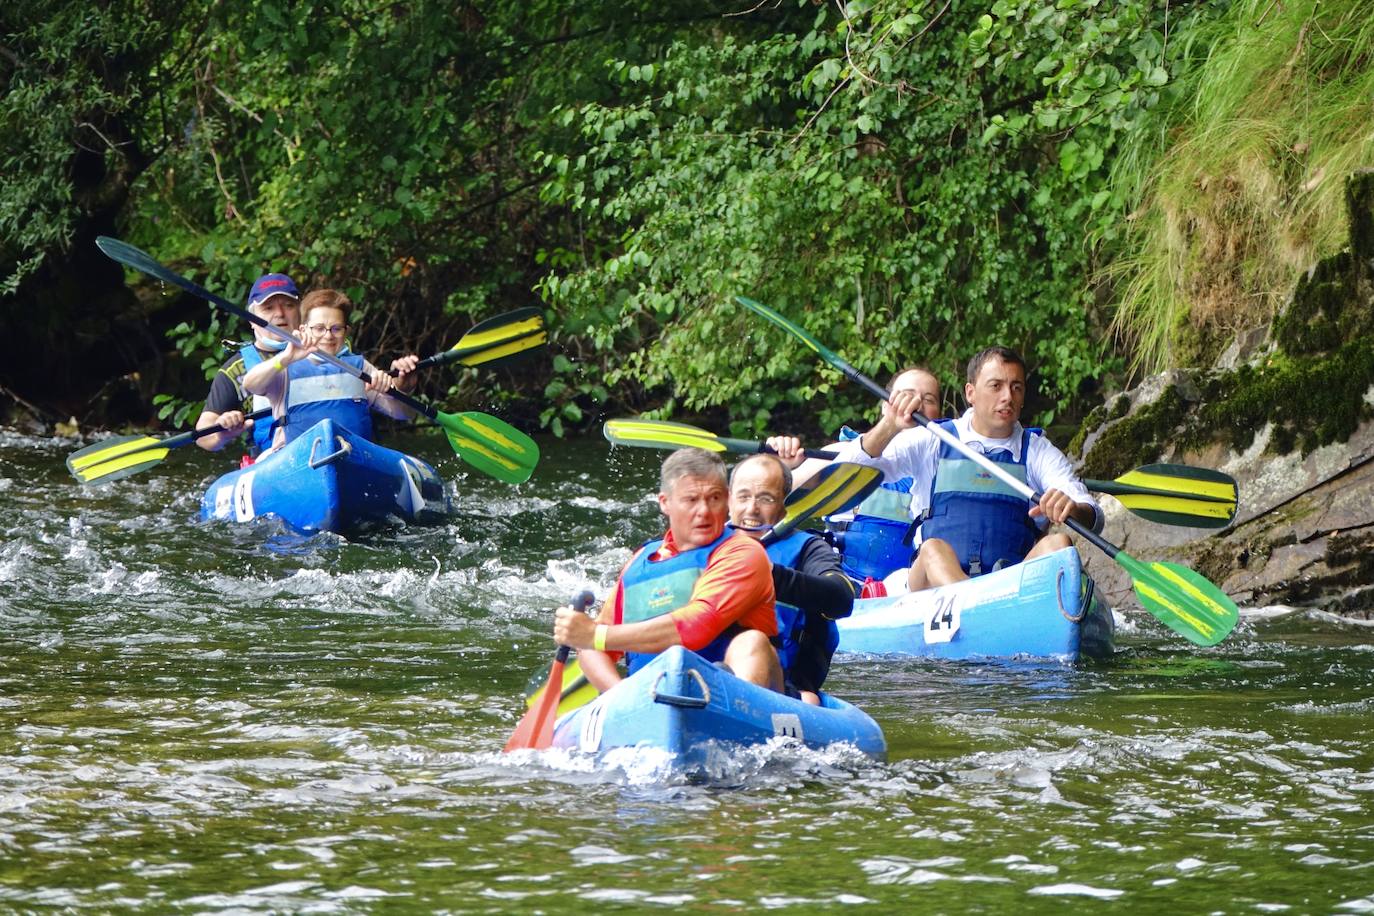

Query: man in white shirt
left=770, top=346, right=1101, bottom=592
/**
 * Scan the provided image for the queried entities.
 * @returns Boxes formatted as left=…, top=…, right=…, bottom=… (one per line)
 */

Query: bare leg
left=1024, top=532, right=1072, bottom=561
left=724, top=629, right=785, bottom=693
left=907, top=538, right=968, bottom=591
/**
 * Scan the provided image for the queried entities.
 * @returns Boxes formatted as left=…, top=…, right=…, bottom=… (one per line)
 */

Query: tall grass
left=1104, top=0, right=1374, bottom=375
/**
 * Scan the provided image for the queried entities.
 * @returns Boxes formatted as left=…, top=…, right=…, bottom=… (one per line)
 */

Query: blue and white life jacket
left=619, top=528, right=737, bottom=676
left=281, top=350, right=373, bottom=446
left=762, top=528, right=836, bottom=675
left=827, top=425, right=916, bottom=581
left=237, top=343, right=283, bottom=455
left=920, top=419, right=1039, bottom=577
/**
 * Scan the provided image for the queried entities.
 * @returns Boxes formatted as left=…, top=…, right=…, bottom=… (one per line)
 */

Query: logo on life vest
left=646, top=585, right=675, bottom=610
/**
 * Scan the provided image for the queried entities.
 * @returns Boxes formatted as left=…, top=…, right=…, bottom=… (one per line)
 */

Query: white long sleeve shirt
left=832, top=409, right=1103, bottom=533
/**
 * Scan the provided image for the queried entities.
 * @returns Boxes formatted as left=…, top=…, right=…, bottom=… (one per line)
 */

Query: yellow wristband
left=269, top=356, right=285, bottom=373
left=593, top=624, right=608, bottom=652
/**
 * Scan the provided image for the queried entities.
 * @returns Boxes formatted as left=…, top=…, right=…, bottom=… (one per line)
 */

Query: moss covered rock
left=1076, top=169, right=1374, bottom=617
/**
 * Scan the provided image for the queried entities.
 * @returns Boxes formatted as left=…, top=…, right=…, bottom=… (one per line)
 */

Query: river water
left=1, top=429, right=1372, bottom=912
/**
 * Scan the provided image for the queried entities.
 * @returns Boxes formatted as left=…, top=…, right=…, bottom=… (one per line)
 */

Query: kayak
left=550, top=645, right=886, bottom=766
left=836, top=547, right=1114, bottom=662
left=199, top=418, right=449, bottom=533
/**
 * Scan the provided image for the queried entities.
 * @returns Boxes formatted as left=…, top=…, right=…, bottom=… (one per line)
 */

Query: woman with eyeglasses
left=241, top=288, right=420, bottom=450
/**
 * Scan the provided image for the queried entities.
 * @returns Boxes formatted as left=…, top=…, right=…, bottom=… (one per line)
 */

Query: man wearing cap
left=194, top=273, right=301, bottom=461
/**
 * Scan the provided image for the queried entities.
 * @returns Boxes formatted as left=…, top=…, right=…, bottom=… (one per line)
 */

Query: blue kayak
left=550, top=645, right=886, bottom=766
left=836, top=547, right=1114, bottom=662
left=199, top=418, right=449, bottom=534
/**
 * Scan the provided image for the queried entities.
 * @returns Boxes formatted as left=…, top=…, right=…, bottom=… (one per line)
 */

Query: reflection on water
left=0, top=430, right=1371, bottom=911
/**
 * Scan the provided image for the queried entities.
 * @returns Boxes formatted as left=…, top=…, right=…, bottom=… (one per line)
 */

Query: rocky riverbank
left=1076, top=170, right=1374, bottom=618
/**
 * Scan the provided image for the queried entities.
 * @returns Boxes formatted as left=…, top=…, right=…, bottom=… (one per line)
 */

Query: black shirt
left=772, top=536, right=856, bottom=620
left=204, top=344, right=272, bottom=415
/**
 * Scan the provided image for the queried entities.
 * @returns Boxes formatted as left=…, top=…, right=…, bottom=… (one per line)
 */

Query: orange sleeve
left=670, top=534, right=776, bottom=649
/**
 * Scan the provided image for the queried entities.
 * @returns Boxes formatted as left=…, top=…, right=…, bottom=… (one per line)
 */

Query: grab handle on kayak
left=650, top=668, right=711, bottom=709
left=308, top=436, right=352, bottom=470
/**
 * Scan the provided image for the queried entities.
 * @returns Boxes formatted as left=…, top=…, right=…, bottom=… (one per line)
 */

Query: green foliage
left=9, top=0, right=1369, bottom=439
left=535, top=0, right=1230, bottom=432
left=0, top=3, right=184, bottom=290
left=1104, top=0, right=1374, bottom=375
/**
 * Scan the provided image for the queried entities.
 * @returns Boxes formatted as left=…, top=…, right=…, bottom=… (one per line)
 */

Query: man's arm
left=1028, top=437, right=1103, bottom=532
left=557, top=536, right=775, bottom=659
left=772, top=537, right=857, bottom=620
left=669, top=535, right=776, bottom=647
left=195, top=369, right=251, bottom=452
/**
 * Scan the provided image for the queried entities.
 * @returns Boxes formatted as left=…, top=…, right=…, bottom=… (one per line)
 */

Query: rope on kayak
left=1058, top=569, right=1088, bottom=623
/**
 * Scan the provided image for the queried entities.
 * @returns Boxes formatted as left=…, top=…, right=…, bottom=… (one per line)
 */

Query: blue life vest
left=282, top=351, right=373, bottom=445
left=763, top=528, right=836, bottom=675
left=619, top=528, right=737, bottom=676
left=827, top=425, right=916, bottom=581
left=237, top=344, right=282, bottom=455
left=921, top=419, right=1039, bottom=577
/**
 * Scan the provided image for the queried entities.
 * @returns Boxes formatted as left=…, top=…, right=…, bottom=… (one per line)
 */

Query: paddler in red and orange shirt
left=553, top=447, right=784, bottom=694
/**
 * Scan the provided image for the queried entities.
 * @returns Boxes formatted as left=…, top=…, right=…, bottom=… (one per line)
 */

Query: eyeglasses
left=731, top=492, right=779, bottom=507
left=307, top=324, right=346, bottom=336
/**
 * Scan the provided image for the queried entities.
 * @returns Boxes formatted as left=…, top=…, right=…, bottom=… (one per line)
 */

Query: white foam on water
left=1027, top=883, right=1125, bottom=898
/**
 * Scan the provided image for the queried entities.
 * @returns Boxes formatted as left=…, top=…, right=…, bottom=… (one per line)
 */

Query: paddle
left=67, top=408, right=274, bottom=485
left=95, top=237, right=539, bottom=485
left=386, top=307, right=546, bottom=376
left=734, top=294, right=1239, bottom=647
left=604, top=417, right=837, bottom=460
left=605, top=417, right=1237, bottom=529
left=1086, top=464, right=1236, bottom=529
left=506, top=589, right=597, bottom=752
left=520, top=461, right=883, bottom=716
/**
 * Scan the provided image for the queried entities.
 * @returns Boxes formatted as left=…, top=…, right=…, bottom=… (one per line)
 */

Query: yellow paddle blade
left=1090, top=463, right=1238, bottom=528
left=1116, top=467, right=1236, bottom=503
left=524, top=657, right=598, bottom=717
left=450, top=309, right=547, bottom=367
left=68, top=435, right=162, bottom=472
left=67, top=436, right=171, bottom=484
left=774, top=462, right=883, bottom=536
left=603, top=418, right=726, bottom=452
left=439, top=411, right=539, bottom=484
left=1119, top=553, right=1239, bottom=647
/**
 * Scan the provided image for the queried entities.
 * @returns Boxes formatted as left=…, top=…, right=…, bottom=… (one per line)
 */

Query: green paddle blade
left=438, top=410, right=539, bottom=484
left=603, top=418, right=727, bottom=452
left=446, top=307, right=546, bottom=369
left=67, top=436, right=170, bottom=484
left=1089, top=463, right=1238, bottom=529
left=1117, top=551, right=1239, bottom=647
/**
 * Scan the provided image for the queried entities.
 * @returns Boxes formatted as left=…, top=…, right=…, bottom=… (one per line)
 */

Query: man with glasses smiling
left=240, top=288, right=420, bottom=449
left=728, top=454, right=855, bottom=705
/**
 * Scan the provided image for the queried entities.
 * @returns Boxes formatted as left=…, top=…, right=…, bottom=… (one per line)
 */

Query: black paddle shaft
left=191, top=406, right=273, bottom=440
left=95, top=237, right=442, bottom=424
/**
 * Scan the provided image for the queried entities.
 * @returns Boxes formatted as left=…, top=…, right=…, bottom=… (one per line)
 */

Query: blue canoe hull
left=836, top=547, right=1115, bottom=662
left=551, top=645, right=886, bottom=766
left=199, top=419, right=449, bottom=534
